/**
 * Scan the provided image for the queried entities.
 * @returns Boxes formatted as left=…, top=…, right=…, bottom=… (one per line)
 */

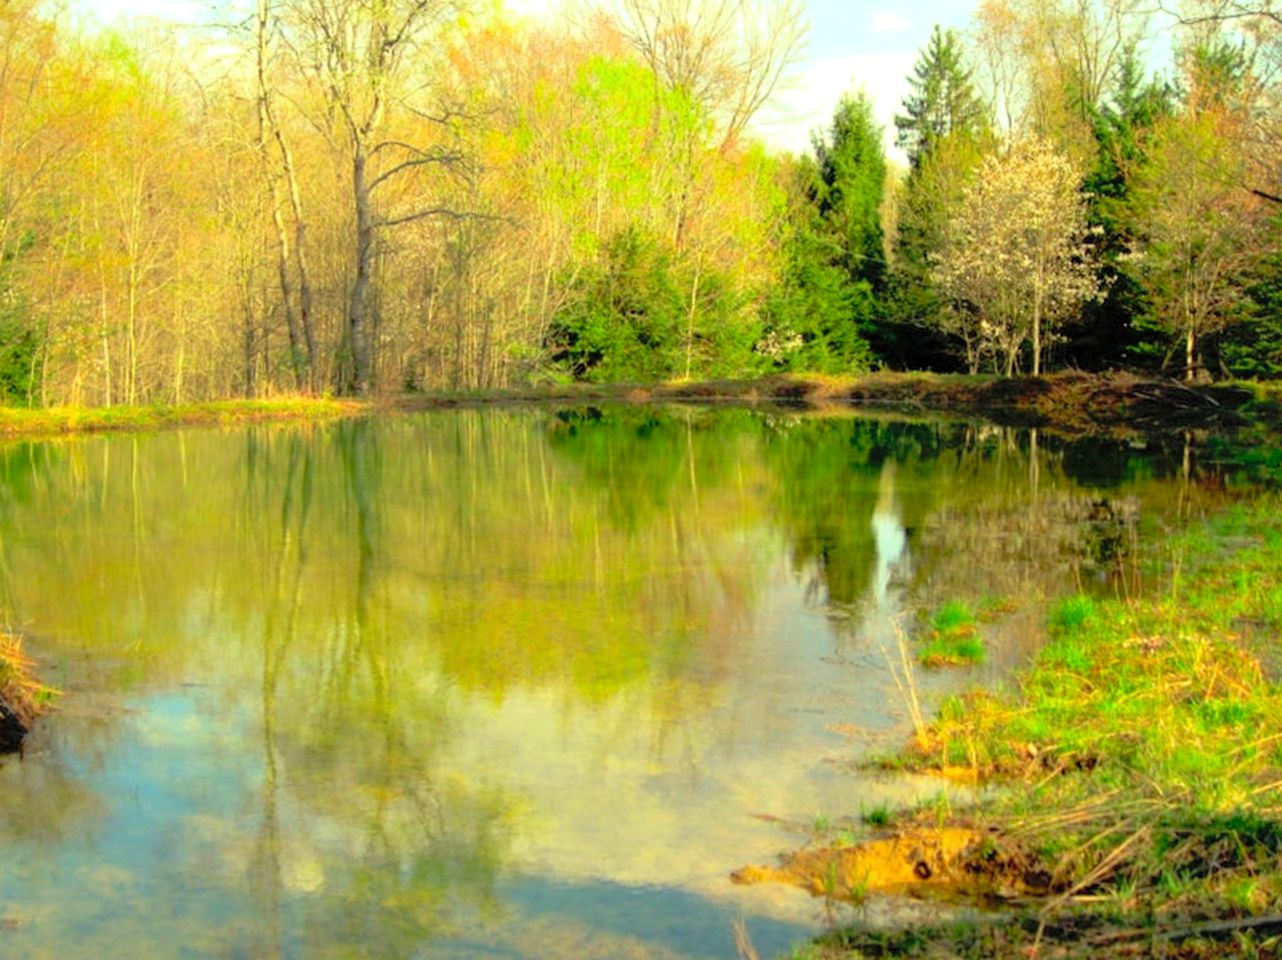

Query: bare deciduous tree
left=613, top=0, right=805, bottom=151
left=280, top=0, right=471, bottom=396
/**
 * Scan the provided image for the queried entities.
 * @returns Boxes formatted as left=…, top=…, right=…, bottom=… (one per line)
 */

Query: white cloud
left=749, top=53, right=916, bottom=160
left=872, top=10, right=913, bottom=34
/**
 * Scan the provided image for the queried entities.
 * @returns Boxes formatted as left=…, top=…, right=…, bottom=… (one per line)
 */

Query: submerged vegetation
left=763, top=496, right=1282, bottom=958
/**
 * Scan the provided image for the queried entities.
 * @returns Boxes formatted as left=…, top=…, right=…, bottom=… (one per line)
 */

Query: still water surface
left=0, top=407, right=1234, bottom=958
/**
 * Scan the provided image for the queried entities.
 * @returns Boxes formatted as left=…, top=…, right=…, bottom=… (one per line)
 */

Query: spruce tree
left=812, top=93, right=888, bottom=291
left=894, top=26, right=986, bottom=170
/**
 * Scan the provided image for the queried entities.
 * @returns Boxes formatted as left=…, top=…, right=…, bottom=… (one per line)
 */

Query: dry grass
left=0, top=396, right=367, bottom=440
left=0, top=631, right=56, bottom=729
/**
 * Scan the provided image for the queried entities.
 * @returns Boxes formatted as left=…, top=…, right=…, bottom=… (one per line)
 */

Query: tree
left=933, top=134, right=1100, bottom=375
left=1178, top=1, right=1282, bottom=208
left=280, top=0, right=471, bottom=396
left=254, top=0, right=318, bottom=392
left=812, top=93, right=888, bottom=292
left=895, top=26, right=988, bottom=169
left=1123, top=45, right=1267, bottom=380
left=761, top=94, right=886, bottom=372
left=614, top=0, right=805, bottom=152
left=971, top=0, right=1152, bottom=158
left=889, top=30, right=991, bottom=368
left=760, top=155, right=875, bottom=373
left=1069, top=48, right=1173, bottom=370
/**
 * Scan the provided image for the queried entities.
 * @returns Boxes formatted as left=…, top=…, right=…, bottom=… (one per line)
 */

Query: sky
left=67, top=0, right=1012, bottom=162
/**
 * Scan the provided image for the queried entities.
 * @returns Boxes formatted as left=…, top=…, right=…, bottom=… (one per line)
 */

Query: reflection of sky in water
left=871, top=460, right=907, bottom=611
left=0, top=411, right=1217, bottom=958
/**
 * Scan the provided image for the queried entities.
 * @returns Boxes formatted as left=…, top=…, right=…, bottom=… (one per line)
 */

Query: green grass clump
left=919, top=600, right=985, bottom=666
left=1047, top=593, right=1096, bottom=635
left=882, top=495, right=1282, bottom=926
left=816, top=496, right=1282, bottom=957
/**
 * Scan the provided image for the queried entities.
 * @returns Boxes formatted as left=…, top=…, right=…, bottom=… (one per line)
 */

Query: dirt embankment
left=652, top=371, right=1268, bottom=433
left=392, top=371, right=1274, bottom=435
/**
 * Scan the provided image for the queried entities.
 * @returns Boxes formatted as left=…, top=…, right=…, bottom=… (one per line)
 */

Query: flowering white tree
left=932, top=134, right=1101, bottom=375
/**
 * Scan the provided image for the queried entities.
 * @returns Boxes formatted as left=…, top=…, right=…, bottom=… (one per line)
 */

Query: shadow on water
left=0, top=406, right=1265, bottom=958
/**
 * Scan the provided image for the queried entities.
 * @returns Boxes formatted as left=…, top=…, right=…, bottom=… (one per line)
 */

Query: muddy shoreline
left=748, top=495, right=1282, bottom=959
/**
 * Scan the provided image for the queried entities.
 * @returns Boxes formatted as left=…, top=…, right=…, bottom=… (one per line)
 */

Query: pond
left=0, top=406, right=1245, bottom=959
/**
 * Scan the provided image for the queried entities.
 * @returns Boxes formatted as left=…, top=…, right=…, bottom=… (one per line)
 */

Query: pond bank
left=0, top=373, right=1277, bottom=442
left=757, top=494, right=1282, bottom=959
left=398, top=371, right=1278, bottom=436
left=0, top=396, right=365, bottom=440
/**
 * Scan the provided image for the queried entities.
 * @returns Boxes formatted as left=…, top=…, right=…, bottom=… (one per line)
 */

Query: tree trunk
left=683, top=259, right=702, bottom=380
left=345, top=147, right=376, bottom=396
left=256, top=0, right=303, bottom=391
left=1031, top=272, right=1043, bottom=377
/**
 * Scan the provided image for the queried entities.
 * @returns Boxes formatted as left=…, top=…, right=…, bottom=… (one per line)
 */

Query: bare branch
left=368, top=149, right=466, bottom=193
left=378, top=207, right=507, bottom=229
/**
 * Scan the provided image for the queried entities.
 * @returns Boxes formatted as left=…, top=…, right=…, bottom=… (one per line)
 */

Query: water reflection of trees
left=0, top=410, right=1253, bottom=955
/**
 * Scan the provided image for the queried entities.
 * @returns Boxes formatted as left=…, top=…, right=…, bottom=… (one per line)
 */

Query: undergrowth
left=807, top=494, right=1282, bottom=958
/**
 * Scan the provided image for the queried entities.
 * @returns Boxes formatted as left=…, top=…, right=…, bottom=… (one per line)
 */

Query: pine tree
left=812, top=92, right=887, bottom=292
left=760, top=95, right=888, bottom=372
left=894, top=26, right=987, bottom=170
left=883, top=27, right=991, bottom=370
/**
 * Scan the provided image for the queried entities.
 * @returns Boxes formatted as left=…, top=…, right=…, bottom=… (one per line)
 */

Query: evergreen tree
left=812, top=93, right=888, bottom=292
left=759, top=97, right=888, bottom=373
left=1069, top=50, right=1173, bottom=370
left=894, top=26, right=987, bottom=170
left=884, top=28, right=990, bottom=370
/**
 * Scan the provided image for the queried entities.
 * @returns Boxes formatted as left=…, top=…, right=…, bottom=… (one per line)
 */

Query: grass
left=797, top=495, right=1282, bottom=958
left=0, top=396, right=367, bottom=440
left=918, top=600, right=986, bottom=667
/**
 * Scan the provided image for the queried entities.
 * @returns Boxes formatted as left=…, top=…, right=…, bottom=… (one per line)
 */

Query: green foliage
left=860, top=802, right=893, bottom=827
left=760, top=210, right=876, bottom=373
left=547, top=228, right=684, bottom=382
left=882, top=27, right=991, bottom=372
left=762, top=96, right=888, bottom=373
left=930, top=599, right=976, bottom=634
left=1047, top=594, right=1097, bottom=636
left=546, top=228, right=756, bottom=382
left=813, top=94, right=888, bottom=292
left=919, top=599, right=984, bottom=666
left=1069, top=50, right=1174, bottom=372
left=1221, top=222, right=1282, bottom=378
left=0, top=252, right=39, bottom=406
left=888, top=132, right=989, bottom=372
left=0, top=308, right=38, bottom=406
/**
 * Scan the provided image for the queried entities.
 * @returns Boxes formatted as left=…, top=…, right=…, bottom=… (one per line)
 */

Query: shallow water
left=0, top=407, right=1240, bottom=958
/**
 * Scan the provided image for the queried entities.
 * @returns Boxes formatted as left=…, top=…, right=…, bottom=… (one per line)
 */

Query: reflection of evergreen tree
left=765, top=421, right=885, bottom=605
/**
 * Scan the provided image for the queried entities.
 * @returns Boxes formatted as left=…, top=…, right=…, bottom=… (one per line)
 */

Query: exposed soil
left=730, top=825, right=1053, bottom=903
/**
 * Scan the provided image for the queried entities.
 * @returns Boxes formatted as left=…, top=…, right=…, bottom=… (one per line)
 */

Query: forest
left=0, top=0, right=1279, bottom=405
